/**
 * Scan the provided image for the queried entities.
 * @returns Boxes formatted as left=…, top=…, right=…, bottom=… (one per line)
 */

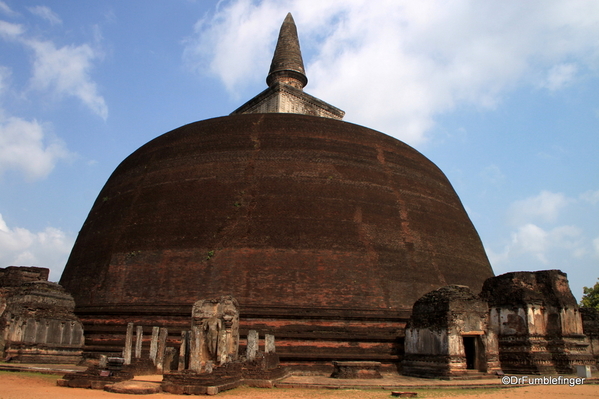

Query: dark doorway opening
left=463, top=336, right=476, bottom=369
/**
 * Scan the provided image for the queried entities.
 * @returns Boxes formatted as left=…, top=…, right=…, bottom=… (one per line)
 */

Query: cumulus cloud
left=0, top=7, right=103, bottom=180
left=0, top=20, right=24, bottom=38
left=0, top=115, right=72, bottom=180
left=184, top=0, right=599, bottom=146
left=507, top=190, right=571, bottom=226
left=25, top=39, right=107, bottom=119
left=0, top=9, right=107, bottom=119
left=0, top=213, right=74, bottom=281
left=580, top=189, right=599, bottom=205
left=28, top=5, right=62, bottom=26
left=183, top=0, right=282, bottom=96
left=537, top=63, right=578, bottom=91
left=488, top=223, right=583, bottom=266
left=488, top=189, right=599, bottom=288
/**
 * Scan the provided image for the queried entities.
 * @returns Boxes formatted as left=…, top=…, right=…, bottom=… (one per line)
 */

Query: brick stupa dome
left=59, top=14, right=493, bottom=366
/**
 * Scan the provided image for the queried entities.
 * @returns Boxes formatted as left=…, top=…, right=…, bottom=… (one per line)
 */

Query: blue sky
left=0, top=0, right=597, bottom=301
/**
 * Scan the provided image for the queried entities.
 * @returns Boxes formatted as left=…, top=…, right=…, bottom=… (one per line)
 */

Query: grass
left=0, top=370, right=61, bottom=382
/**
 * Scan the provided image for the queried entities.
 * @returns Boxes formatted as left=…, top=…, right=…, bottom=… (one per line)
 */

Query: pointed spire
left=266, top=13, right=308, bottom=89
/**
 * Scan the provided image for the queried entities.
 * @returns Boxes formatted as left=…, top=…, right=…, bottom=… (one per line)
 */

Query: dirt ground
left=0, top=372, right=597, bottom=399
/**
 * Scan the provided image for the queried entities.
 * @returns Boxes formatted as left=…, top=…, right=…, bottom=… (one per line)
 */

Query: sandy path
left=0, top=372, right=597, bottom=399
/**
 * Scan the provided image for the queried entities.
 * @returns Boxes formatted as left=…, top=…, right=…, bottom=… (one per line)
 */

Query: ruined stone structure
left=402, top=285, right=500, bottom=378
left=581, top=307, right=599, bottom=365
left=0, top=266, right=84, bottom=363
left=189, top=295, right=240, bottom=370
left=59, top=14, right=493, bottom=368
left=480, top=270, right=595, bottom=374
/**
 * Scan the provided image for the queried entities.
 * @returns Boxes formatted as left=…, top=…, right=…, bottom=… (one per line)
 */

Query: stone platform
left=3, top=362, right=599, bottom=393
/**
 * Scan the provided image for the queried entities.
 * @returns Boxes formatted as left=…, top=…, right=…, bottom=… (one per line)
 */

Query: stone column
left=265, top=334, right=275, bottom=353
left=149, top=326, right=160, bottom=365
left=189, top=325, right=203, bottom=372
left=156, top=327, right=168, bottom=373
left=135, top=326, right=143, bottom=358
left=178, top=330, right=188, bottom=371
left=247, top=330, right=259, bottom=361
left=123, top=322, right=134, bottom=365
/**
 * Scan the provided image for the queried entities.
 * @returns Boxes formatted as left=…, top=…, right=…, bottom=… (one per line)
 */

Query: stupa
left=60, top=13, right=493, bottom=369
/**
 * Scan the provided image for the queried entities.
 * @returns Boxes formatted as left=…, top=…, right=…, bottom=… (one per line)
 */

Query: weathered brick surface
left=60, top=113, right=493, bottom=364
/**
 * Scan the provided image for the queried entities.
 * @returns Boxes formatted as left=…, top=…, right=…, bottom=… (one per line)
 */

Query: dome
left=60, top=113, right=493, bottom=363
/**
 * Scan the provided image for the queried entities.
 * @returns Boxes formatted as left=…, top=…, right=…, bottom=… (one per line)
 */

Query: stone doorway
left=463, top=336, right=477, bottom=370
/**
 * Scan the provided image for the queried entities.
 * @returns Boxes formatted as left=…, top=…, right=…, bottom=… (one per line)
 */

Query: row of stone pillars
left=122, top=322, right=275, bottom=374
left=122, top=323, right=172, bottom=372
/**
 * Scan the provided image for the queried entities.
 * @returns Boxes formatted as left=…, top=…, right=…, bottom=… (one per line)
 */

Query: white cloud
left=28, top=6, right=62, bottom=25
left=23, top=39, right=107, bottom=119
left=0, top=213, right=73, bottom=281
left=580, top=190, right=599, bottom=205
left=489, top=223, right=583, bottom=266
left=185, top=0, right=599, bottom=146
left=537, top=63, right=578, bottom=91
left=0, top=1, right=17, bottom=17
left=507, top=190, right=571, bottom=226
left=0, top=115, right=72, bottom=180
left=488, top=189, right=598, bottom=296
left=0, top=13, right=107, bottom=119
left=183, top=0, right=283, bottom=97
left=0, top=20, right=24, bottom=38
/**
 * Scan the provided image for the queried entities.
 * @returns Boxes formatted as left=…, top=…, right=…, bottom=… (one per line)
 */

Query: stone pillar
left=189, top=325, right=203, bottom=372
left=99, top=354, right=108, bottom=369
left=149, top=326, right=160, bottom=365
left=156, top=327, right=168, bottom=373
left=265, top=334, right=275, bottom=353
left=217, top=328, right=228, bottom=365
left=135, top=325, right=143, bottom=358
left=247, top=330, right=259, bottom=361
left=178, top=330, right=189, bottom=371
left=123, top=322, right=134, bottom=365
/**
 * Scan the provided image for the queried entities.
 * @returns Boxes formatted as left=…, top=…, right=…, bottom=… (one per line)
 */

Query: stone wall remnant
left=402, top=285, right=500, bottom=378
left=480, top=270, right=596, bottom=374
left=0, top=266, right=84, bottom=363
left=580, top=307, right=599, bottom=365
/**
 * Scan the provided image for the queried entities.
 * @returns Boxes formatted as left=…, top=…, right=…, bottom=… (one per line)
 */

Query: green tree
left=580, top=278, right=599, bottom=310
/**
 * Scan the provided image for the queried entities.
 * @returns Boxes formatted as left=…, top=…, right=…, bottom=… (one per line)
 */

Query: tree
left=580, top=278, right=599, bottom=310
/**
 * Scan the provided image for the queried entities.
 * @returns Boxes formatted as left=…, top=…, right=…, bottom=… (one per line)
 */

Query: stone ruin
left=402, top=285, right=501, bottom=378
left=189, top=295, right=240, bottom=370
left=163, top=295, right=287, bottom=395
left=59, top=295, right=287, bottom=394
left=0, top=266, right=84, bottom=364
left=479, top=270, right=596, bottom=374
left=402, top=270, right=598, bottom=378
left=580, top=307, right=599, bottom=365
